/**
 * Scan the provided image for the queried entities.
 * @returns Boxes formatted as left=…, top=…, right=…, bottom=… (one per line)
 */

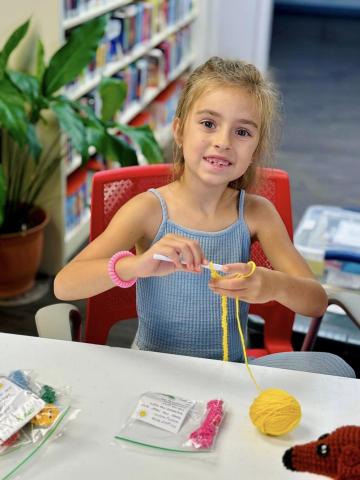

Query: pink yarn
left=189, top=400, right=224, bottom=449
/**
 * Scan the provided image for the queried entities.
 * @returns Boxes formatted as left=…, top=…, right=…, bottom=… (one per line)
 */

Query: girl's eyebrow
left=195, top=109, right=258, bottom=129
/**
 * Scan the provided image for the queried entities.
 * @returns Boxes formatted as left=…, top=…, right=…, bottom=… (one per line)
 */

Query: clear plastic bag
left=0, top=370, right=74, bottom=480
left=115, top=392, right=225, bottom=454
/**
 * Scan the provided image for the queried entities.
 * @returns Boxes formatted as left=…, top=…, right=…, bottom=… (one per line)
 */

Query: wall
left=194, top=0, right=274, bottom=73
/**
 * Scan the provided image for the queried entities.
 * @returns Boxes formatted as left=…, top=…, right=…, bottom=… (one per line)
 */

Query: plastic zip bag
left=115, top=392, right=225, bottom=454
left=0, top=370, right=75, bottom=480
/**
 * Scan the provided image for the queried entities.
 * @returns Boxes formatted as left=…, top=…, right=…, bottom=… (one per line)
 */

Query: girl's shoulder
left=244, top=192, right=280, bottom=238
left=113, top=189, right=163, bottom=230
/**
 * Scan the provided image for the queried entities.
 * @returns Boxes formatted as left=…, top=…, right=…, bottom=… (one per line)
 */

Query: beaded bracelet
left=108, top=251, right=137, bottom=288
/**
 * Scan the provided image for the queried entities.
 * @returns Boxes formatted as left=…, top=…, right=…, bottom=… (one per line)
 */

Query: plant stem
left=27, top=155, right=63, bottom=206
left=23, top=132, right=63, bottom=204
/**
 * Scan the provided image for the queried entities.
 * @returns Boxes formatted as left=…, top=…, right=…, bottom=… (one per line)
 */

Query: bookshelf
left=0, top=0, right=199, bottom=274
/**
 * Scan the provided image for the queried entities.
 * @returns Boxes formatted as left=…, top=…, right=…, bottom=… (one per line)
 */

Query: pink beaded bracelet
left=108, top=251, right=137, bottom=288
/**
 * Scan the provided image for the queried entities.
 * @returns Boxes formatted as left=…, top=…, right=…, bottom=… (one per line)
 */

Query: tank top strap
left=238, top=189, right=245, bottom=221
left=148, top=188, right=168, bottom=221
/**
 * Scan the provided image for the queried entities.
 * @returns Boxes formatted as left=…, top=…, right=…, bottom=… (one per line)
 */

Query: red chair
left=84, top=164, right=295, bottom=358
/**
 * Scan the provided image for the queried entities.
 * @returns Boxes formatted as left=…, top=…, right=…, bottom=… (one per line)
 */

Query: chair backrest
left=85, top=164, right=295, bottom=357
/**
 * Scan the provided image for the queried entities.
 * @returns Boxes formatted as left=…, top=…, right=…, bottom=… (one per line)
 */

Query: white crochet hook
left=153, top=253, right=224, bottom=272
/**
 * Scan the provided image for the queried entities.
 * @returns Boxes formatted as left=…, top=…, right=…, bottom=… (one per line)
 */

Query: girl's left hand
left=208, top=263, right=275, bottom=303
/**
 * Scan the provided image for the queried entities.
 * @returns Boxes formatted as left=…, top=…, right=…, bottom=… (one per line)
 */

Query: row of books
left=65, top=167, right=89, bottom=232
left=64, top=0, right=193, bottom=27
left=64, top=0, right=193, bottom=94
left=65, top=23, right=190, bottom=118
left=129, top=77, right=182, bottom=127
left=115, top=27, right=191, bottom=111
left=65, top=159, right=104, bottom=232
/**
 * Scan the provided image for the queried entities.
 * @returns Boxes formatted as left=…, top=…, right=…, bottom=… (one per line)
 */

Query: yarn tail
left=221, top=295, right=229, bottom=362
left=235, top=299, right=261, bottom=392
left=210, top=262, right=229, bottom=362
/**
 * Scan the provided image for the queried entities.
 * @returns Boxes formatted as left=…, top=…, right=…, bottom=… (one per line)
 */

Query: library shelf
left=64, top=208, right=91, bottom=261
left=63, top=1, right=133, bottom=30
left=66, top=9, right=197, bottom=101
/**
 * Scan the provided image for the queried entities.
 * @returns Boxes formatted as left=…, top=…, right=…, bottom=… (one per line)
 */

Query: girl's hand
left=208, top=263, right=275, bottom=303
left=135, top=234, right=207, bottom=278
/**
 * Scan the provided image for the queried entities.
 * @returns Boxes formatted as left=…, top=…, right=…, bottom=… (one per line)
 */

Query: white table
left=1, top=333, right=359, bottom=480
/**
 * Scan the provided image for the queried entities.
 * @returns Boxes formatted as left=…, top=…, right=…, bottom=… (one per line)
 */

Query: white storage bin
left=294, top=205, right=360, bottom=288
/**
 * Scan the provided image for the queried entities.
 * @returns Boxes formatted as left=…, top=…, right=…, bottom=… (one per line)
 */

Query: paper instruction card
left=0, top=377, right=45, bottom=443
left=132, top=392, right=195, bottom=434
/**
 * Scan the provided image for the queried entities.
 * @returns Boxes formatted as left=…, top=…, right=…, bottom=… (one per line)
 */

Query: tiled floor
left=1, top=9, right=359, bottom=373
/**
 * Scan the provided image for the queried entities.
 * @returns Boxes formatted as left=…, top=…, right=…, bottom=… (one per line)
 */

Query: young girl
left=55, top=57, right=354, bottom=377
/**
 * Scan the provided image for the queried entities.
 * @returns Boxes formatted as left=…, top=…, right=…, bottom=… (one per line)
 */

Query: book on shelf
left=64, top=0, right=193, bottom=95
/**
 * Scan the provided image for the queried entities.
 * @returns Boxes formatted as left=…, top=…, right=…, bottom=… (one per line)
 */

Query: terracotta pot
left=0, top=207, right=49, bottom=298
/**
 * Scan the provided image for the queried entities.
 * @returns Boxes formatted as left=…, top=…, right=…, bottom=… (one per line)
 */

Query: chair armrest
left=323, top=284, right=360, bottom=329
left=301, top=285, right=360, bottom=351
left=35, top=303, right=82, bottom=341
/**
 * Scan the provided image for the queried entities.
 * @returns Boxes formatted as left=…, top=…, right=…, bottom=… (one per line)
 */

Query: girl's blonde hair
left=173, top=56, right=281, bottom=190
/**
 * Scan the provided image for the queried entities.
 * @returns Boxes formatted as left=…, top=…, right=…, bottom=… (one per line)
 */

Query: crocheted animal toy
left=282, top=425, right=360, bottom=479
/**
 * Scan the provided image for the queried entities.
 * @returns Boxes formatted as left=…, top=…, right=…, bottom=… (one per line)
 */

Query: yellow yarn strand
left=210, top=263, right=229, bottom=361
left=221, top=296, right=229, bottom=361
left=235, top=296, right=261, bottom=393
left=209, top=260, right=302, bottom=436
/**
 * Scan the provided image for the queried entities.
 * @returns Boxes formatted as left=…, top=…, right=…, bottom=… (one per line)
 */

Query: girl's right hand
left=135, top=234, right=207, bottom=277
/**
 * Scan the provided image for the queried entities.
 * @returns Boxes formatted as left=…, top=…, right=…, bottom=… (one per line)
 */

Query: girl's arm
left=209, top=195, right=328, bottom=317
left=54, top=192, right=205, bottom=301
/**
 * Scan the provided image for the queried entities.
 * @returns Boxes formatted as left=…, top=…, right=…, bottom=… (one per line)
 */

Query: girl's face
left=174, top=85, right=260, bottom=188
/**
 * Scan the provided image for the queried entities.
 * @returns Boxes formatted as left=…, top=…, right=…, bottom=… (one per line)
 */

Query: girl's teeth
left=208, top=158, right=229, bottom=166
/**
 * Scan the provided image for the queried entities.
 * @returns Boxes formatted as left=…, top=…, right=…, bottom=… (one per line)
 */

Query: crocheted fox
left=283, top=425, right=360, bottom=479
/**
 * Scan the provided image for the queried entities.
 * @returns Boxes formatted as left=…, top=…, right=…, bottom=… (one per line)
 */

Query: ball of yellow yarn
left=249, top=388, right=301, bottom=436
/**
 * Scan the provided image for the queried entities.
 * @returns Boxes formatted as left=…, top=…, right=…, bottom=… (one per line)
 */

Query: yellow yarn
left=249, top=388, right=302, bottom=436
left=209, top=260, right=302, bottom=436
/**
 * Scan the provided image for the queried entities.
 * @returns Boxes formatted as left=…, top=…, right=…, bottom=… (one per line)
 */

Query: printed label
left=0, top=377, right=45, bottom=443
left=132, top=393, right=194, bottom=434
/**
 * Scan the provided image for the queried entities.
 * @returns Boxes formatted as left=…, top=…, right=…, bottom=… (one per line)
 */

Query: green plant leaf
left=102, top=134, right=138, bottom=166
left=26, top=123, right=42, bottom=160
left=84, top=122, right=106, bottom=152
left=7, top=70, right=40, bottom=103
left=7, top=70, right=46, bottom=123
left=0, top=19, right=30, bottom=79
left=0, top=77, right=28, bottom=145
left=0, top=165, right=6, bottom=227
left=50, top=98, right=88, bottom=159
left=42, top=16, right=107, bottom=96
left=99, top=77, right=127, bottom=122
left=35, top=39, right=46, bottom=82
left=117, top=124, right=163, bottom=164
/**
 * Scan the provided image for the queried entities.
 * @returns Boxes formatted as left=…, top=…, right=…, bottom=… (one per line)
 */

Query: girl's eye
left=236, top=128, right=251, bottom=137
left=201, top=120, right=215, bottom=129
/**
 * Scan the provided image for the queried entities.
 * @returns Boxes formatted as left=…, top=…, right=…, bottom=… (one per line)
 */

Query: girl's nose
left=214, top=142, right=231, bottom=150
left=214, top=130, right=231, bottom=150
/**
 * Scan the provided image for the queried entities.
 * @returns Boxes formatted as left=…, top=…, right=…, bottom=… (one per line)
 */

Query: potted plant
left=0, top=16, right=163, bottom=298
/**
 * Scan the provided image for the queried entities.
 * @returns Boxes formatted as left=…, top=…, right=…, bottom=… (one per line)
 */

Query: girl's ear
left=173, top=117, right=182, bottom=147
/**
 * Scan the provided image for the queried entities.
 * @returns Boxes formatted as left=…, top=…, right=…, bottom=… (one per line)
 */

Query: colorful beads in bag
left=40, top=385, right=57, bottom=404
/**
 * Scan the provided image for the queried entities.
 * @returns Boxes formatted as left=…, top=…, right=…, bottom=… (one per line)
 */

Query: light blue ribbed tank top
left=136, top=188, right=251, bottom=362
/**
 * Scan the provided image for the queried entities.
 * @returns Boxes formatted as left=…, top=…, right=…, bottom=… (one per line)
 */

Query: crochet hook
left=153, top=254, right=224, bottom=272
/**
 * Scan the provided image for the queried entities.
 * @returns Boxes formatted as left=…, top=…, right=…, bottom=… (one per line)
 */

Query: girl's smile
left=203, top=154, right=232, bottom=169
